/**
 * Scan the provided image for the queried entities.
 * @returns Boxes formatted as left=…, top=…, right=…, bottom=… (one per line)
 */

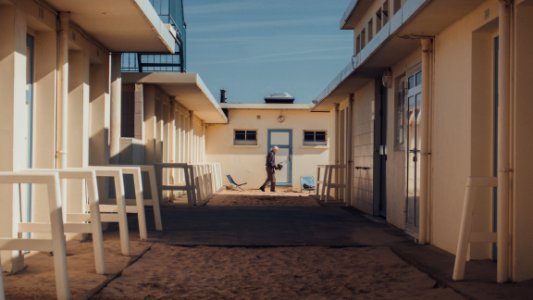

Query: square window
left=234, top=130, right=257, bottom=145
left=235, top=131, right=246, bottom=140
left=304, top=131, right=327, bottom=145
left=246, top=131, right=256, bottom=140
left=415, top=71, right=422, bottom=86
left=304, top=132, right=315, bottom=142
left=315, top=132, right=326, bottom=142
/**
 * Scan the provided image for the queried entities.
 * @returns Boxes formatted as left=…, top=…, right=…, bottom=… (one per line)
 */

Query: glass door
left=406, top=69, right=422, bottom=233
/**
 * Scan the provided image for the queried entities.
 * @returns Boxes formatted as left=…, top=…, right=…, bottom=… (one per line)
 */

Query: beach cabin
left=206, top=93, right=334, bottom=191
left=0, top=0, right=178, bottom=275
left=314, top=0, right=533, bottom=282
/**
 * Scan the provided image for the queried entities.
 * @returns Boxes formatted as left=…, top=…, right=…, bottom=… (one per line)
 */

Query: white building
left=206, top=95, right=334, bottom=191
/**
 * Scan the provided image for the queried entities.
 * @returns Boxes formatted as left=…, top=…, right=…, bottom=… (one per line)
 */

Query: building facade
left=314, top=0, right=533, bottom=282
left=0, top=0, right=177, bottom=272
left=206, top=103, right=334, bottom=190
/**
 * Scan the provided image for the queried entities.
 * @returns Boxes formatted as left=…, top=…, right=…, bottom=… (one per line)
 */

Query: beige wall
left=429, top=0, right=499, bottom=257
left=205, top=108, right=334, bottom=190
left=512, top=0, right=533, bottom=281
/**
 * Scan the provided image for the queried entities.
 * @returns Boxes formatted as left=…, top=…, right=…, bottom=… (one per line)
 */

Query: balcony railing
left=122, top=0, right=186, bottom=73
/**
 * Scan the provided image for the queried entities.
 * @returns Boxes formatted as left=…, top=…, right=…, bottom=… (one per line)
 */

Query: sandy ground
left=207, top=189, right=319, bottom=207
left=94, top=244, right=462, bottom=300
left=3, top=233, right=150, bottom=300
left=3, top=192, right=466, bottom=299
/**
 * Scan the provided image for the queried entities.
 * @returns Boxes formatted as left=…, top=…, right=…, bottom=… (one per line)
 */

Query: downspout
left=334, top=104, right=340, bottom=200
left=56, top=13, right=69, bottom=169
left=419, top=38, right=433, bottom=244
left=346, top=94, right=354, bottom=206
left=497, top=0, right=512, bottom=283
left=188, top=111, right=193, bottom=163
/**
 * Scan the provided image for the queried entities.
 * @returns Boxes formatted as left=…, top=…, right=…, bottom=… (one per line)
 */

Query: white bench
left=0, top=171, right=70, bottom=300
left=155, top=163, right=196, bottom=206
left=89, top=167, right=131, bottom=256
left=21, top=169, right=106, bottom=274
left=114, top=165, right=162, bottom=231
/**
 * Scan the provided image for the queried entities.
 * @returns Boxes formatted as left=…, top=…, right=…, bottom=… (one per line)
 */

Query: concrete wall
left=205, top=108, right=334, bottom=190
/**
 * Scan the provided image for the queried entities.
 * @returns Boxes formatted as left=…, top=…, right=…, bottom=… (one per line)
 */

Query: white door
left=268, top=129, right=292, bottom=185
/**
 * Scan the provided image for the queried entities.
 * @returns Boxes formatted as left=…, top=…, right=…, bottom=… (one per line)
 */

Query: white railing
left=155, top=162, right=223, bottom=206
left=316, top=165, right=346, bottom=203
left=0, top=171, right=70, bottom=300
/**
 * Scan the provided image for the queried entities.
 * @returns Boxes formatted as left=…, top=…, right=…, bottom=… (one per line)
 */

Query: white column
left=497, top=0, right=512, bottom=283
left=110, top=53, right=122, bottom=163
left=56, top=12, right=69, bottom=169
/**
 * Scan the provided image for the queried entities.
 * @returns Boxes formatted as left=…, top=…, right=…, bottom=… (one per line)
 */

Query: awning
left=45, top=0, right=175, bottom=53
left=313, top=0, right=485, bottom=112
left=123, top=73, right=228, bottom=124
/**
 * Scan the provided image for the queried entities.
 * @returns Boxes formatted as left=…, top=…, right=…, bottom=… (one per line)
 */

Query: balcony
left=122, top=0, right=186, bottom=73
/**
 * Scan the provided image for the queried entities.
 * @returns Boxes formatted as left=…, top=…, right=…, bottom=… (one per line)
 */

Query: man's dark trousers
left=260, top=167, right=276, bottom=192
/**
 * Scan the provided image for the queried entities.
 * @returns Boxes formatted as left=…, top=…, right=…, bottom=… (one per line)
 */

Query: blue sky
left=184, top=0, right=353, bottom=103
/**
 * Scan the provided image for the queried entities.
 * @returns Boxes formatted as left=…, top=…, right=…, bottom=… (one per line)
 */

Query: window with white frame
left=234, top=129, right=257, bottom=145
left=303, top=130, right=327, bottom=145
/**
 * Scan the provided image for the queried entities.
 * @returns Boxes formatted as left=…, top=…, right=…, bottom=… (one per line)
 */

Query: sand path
left=93, top=191, right=463, bottom=299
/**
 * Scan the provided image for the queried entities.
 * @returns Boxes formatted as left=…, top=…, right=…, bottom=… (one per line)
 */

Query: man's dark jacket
left=266, top=151, right=276, bottom=169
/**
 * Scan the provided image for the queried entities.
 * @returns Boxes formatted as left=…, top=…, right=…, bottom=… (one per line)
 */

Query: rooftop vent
left=264, top=92, right=295, bottom=104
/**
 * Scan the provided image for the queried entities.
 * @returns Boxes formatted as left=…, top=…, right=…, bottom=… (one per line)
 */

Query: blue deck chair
left=300, top=176, right=316, bottom=194
left=226, top=175, right=247, bottom=191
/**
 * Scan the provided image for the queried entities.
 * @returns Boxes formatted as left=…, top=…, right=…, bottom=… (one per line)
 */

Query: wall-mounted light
left=382, top=69, right=392, bottom=88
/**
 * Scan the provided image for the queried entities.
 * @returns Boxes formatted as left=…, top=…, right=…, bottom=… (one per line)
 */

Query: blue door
left=267, top=129, right=292, bottom=186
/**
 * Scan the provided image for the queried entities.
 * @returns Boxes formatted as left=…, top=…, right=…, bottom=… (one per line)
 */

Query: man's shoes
left=270, top=189, right=275, bottom=192
left=259, top=186, right=265, bottom=192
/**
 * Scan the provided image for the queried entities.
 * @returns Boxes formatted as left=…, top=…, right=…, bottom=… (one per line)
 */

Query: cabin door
left=268, top=129, right=293, bottom=186
left=374, top=82, right=388, bottom=218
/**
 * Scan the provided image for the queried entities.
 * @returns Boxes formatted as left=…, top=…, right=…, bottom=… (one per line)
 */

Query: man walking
left=259, top=146, right=279, bottom=192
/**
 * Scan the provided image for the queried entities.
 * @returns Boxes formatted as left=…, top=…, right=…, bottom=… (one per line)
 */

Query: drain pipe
left=419, top=38, right=433, bottom=244
left=334, top=103, right=340, bottom=201
left=497, top=0, right=512, bottom=283
left=346, top=95, right=354, bottom=206
left=56, top=13, right=69, bottom=169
